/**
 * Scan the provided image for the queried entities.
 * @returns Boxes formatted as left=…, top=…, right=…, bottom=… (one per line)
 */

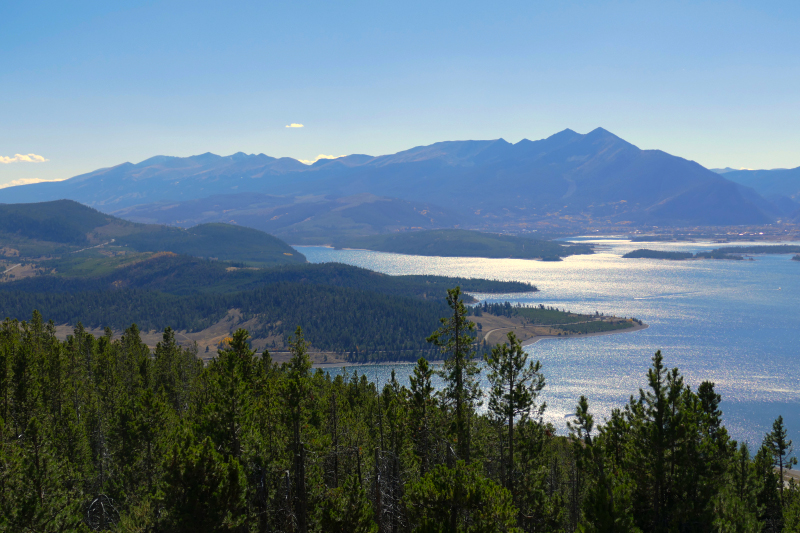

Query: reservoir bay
left=296, top=238, right=800, bottom=447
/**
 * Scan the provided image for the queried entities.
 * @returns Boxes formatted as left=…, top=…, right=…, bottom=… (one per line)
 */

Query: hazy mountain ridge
left=719, top=166, right=800, bottom=219
left=113, top=193, right=470, bottom=244
left=715, top=166, right=800, bottom=196
left=0, top=128, right=783, bottom=227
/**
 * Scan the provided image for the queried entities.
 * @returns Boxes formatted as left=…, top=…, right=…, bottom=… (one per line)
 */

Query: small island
left=692, top=250, right=743, bottom=260
left=624, top=245, right=800, bottom=261
left=623, top=249, right=694, bottom=260
left=336, top=229, right=593, bottom=260
left=622, top=248, right=741, bottom=260
left=793, top=254, right=800, bottom=261
left=712, top=245, right=800, bottom=255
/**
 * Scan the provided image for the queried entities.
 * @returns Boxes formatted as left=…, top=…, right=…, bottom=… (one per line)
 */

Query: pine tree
left=159, top=430, right=246, bottom=532
left=753, top=443, right=783, bottom=532
left=286, top=326, right=312, bottom=533
left=404, top=461, right=522, bottom=533
left=244, top=345, right=287, bottom=532
left=319, top=473, right=378, bottom=533
left=153, top=327, right=186, bottom=413
left=783, top=484, right=800, bottom=533
left=2, top=308, right=796, bottom=533
left=625, top=350, right=685, bottom=532
left=3, top=416, right=86, bottom=532
left=569, top=396, right=639, bottom=533
left=712, top=443, right=760, bottom=533
left=201, top=328, right=258, bottom=460
left=765, top=415, right=797, bottom=505
left=127, top=389, right=171, bottom=498
left=379, top=369, right=407, bottom=531
left=427, top=287, right=480, bottom=463
left=484, top=331, right=545, bottom=493
left=410, top=357, right=436, bottom=477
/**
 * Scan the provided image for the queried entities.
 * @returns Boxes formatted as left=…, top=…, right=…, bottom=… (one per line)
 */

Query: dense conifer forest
left=1, top=288, right=798, bottom=532
left=0, top=255, right=537, bottom=361
left=2, top=255, right=535, bottom=299
left=337, top=229, right=593, bottom=261
left=0, top=284, right=450, bottom=357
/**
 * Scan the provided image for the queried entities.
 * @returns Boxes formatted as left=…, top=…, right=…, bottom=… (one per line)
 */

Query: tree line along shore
left=1, top=241, right=641, bottom=363
left=623, top=245, right=800, bottom=261
left=0, top=288, right=797, bottom=532
left=45, top=297, right=643, bottom=366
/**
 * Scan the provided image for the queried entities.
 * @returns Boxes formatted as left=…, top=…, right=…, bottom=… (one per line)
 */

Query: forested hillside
left=1, top=296, right=797, bottom=532
left=0, top=284, right=448, bottom=359
left=0, top=254, right=538, bottom=360
left=114, top=223, right=304, bottom=265
left=0, top=199, right=115, bottom=245
left=339, top=229, right=593, bottom=260
left=0, top=200, right=304, bottom=266
left=4, top=254, right=535, bottom=298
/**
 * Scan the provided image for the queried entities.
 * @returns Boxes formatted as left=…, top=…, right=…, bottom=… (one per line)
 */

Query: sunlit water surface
left=296, top=239, right=800, bottom=446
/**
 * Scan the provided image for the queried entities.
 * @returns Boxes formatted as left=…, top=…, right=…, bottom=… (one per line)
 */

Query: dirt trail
left=2, top=263, right=21, bottom=275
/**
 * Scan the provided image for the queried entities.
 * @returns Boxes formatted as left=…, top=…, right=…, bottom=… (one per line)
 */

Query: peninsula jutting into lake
left=335, top=229, right=594, bottom=261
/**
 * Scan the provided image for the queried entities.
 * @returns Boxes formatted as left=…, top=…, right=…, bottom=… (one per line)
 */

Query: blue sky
left=2, top=0, right=799, bottom=187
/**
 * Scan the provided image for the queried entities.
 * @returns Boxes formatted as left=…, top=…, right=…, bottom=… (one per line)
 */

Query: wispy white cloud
left=0, top=153, right=49, bottom=164
left=285, top=123, right=304, bottom=128
left=0, top=177, right=66, bottom=189
left=298, top=154, right=345, bottom=165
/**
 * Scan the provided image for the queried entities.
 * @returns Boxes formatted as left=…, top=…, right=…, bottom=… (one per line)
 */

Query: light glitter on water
left=297, top=239, right=800, bottom=446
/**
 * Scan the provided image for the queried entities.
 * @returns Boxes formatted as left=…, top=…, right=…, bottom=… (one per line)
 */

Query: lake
left=296, top=239, right=800, bottom=447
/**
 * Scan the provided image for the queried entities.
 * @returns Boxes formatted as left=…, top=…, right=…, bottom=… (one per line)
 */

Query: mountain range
left=2, top=128, right=796, bottom=240
left=712, top=167, right=800, bottom=222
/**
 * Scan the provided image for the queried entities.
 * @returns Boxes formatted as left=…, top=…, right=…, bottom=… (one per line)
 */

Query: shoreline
left=291, top=244, right=587, bottom=262
left=309, top=321, right=649, bottom=369
left=54, top=315, right=649, bottom=369
left=520, top=321, right=649, bottom=346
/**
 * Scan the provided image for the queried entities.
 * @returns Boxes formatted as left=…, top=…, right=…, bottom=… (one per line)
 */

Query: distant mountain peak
left=550, top=128, right=580, bottom=137
left=521, top=128, right=582, bottom=146
left=134, top=155, right=176, bottom=167
left=187, top=152, right=223, bottom=164
left=0, top=128, right=780, bottom=227
left=586, top=127, right=621, bottom=139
